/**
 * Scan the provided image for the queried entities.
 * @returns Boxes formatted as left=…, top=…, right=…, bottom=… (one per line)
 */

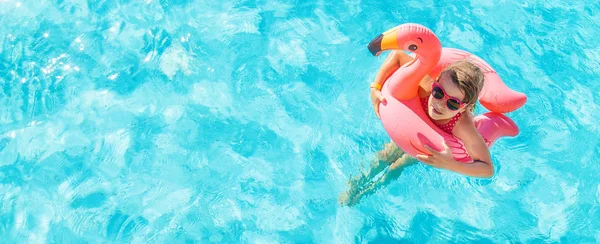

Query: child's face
left=427, top=73, right=468, bottom=120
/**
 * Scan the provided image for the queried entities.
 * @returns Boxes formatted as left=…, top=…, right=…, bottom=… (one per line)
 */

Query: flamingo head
left=368, top=23, right=442, bottom=66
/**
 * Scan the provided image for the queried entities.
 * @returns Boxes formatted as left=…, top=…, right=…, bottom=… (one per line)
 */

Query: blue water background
left=1, top=0, right=600, bottom=243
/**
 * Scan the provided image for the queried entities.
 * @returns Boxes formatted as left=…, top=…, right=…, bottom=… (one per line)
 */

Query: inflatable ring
left=367, top=23, right=527, bottom=162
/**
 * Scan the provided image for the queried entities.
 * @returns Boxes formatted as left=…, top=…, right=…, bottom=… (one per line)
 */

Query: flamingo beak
left=368, top=26, right=400, bottom=56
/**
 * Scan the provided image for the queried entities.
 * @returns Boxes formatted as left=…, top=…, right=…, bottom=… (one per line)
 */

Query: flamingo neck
left=386, top=54, right=438, bottom=101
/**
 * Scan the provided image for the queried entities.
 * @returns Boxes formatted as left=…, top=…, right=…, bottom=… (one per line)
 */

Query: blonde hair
left=441, top=60, right=484, bottom=112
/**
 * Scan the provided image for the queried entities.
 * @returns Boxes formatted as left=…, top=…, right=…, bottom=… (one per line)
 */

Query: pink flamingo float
left=367, top=23, right=527, bottom=162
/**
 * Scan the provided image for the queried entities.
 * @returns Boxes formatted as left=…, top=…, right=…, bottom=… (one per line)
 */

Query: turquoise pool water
left=1, top=0, right=600, bottom=243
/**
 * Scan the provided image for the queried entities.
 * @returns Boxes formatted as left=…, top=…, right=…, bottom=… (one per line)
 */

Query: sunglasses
left=431, top=82, right=465, bottom=111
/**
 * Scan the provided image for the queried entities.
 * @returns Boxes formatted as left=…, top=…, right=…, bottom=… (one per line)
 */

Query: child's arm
left=446, top=116, right=494, bottom=177
left=370, top=51, right=408, bottom=90
left=417, top=116, right=494, bottom=178
left=370, top=51, right=418, bottom=118
left=371, top=51, right=434, bottom=93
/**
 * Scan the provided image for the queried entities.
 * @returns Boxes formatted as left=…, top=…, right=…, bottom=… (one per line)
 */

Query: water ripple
left=1, top=0, right=599, bottom=242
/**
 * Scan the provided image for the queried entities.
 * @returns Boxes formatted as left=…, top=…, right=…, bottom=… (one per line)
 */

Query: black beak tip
left=368, top=34, right=383, bottom=56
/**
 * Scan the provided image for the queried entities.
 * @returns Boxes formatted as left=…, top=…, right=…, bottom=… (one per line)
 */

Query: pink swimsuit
left=420, top=97, right=461, bottom=134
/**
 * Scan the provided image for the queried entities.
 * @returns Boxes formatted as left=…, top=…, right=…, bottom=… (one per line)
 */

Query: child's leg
left=345, top=142, right=403, bottom=188
left=362, top=142, right=405, bottom=178
left=379, top=153, right=418, bottom=185
left=338, top=142, right=408, bottom=206
left=338, top=153, right=417, bottom=206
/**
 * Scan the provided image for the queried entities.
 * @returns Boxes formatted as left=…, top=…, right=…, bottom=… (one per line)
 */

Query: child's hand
left=370, top=88, right=386, bottom=119
left=416, top=144, right=455, bottom=169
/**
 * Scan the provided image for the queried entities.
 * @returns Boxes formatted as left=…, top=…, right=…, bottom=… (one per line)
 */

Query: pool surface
left=1, top=0, right=600, bottom=243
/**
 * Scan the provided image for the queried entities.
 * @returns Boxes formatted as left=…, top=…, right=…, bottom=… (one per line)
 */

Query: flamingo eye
left=408, top=44, right=418, bottom=51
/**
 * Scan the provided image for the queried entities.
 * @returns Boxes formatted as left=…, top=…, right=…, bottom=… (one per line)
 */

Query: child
left=338, top=51, right=493, bottom=206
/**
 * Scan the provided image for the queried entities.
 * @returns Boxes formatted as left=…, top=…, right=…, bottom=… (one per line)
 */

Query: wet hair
left=441, top=60, right=484, bottom=111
